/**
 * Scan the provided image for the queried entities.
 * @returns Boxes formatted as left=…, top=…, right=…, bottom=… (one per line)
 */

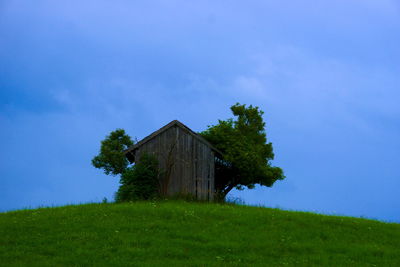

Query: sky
left=1, top=0, right=399, bottom=222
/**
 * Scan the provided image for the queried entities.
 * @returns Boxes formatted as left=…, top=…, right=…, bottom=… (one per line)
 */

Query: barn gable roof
left=124, top=120, right=222, bottom=161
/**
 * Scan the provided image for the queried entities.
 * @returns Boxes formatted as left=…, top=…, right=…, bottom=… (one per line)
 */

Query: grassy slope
left=0, top=201, right=399, bottom=266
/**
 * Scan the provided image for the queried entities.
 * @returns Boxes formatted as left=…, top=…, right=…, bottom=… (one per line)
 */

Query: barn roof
left=124, top=120, right=222, bottom=161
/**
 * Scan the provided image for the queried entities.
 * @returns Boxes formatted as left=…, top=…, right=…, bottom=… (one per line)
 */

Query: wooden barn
left=124, top=120, right=222, bottom=201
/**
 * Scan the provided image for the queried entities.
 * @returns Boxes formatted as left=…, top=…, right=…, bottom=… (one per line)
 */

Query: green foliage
left=92, top=129, right=134, bottom=176
left=200, top=103, right=285, bottom=197
left=1, top=202, right=399, bottom=266
left=92, top=130, right=161, bottom=203
left=115, top=153, right=160, bottom=202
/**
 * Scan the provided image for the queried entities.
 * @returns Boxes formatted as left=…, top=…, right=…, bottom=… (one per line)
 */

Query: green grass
left=1, top=201, right=399, bottom=266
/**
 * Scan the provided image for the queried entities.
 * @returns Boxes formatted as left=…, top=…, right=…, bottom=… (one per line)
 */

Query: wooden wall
left=134, top=125, right=215, bottom=200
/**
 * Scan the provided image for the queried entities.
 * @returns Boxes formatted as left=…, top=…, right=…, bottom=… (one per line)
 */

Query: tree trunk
left=220, top=183, right=235, bottom=199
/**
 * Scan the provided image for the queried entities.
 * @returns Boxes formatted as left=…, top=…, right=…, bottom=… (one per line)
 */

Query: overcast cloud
left=1, top=0, right=399, bottom=222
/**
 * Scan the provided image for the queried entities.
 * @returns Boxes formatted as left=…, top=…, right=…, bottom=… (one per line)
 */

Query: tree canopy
left=115, top=153, right=160, bottom=202
left=92, top=129, right=160, bottom=202
left=200, top=103, right=285, bottom=198
left=91, top=129, right=134, bottom=176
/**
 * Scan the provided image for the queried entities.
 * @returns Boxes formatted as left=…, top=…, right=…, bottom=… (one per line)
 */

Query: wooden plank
left=200, top=143, right=205, bottom=200
left=128, top=121, right=217, bottom=201
left=188, top=133, right=193, bottom=195
left=182, top=130, right=187, bottom=194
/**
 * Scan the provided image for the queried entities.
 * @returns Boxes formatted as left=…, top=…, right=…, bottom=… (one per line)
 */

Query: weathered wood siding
left=134, top=125, right=215, bottom=200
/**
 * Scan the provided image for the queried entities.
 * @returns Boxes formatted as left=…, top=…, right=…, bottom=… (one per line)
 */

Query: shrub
left=115, top=153, right=160, bottom=202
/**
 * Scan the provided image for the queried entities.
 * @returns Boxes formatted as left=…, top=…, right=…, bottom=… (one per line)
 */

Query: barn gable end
left=125, top=120, right=220, bottom=201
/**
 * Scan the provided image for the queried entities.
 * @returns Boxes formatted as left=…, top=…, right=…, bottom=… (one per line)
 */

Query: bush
left=115, top=153, right=160, bottom=202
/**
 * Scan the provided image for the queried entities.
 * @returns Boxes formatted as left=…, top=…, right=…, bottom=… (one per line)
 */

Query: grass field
left=1, top=201, right=399, bottom=266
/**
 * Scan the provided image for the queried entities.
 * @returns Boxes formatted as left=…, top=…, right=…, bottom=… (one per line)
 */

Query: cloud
left=226, top=44, right=400, bottom=127
left=0, top=0, right=399, bottom=221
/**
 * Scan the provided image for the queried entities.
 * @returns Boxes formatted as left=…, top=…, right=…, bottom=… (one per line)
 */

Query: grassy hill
left=1, top=201, right=399, bottom=266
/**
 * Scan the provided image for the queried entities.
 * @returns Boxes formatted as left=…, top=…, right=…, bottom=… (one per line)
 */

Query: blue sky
left=1, top=1, right=399, bottom=222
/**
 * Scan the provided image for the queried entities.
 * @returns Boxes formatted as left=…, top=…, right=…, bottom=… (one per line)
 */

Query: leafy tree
left=92, top=129, right=134, bottom=176
left=115, top=153, right=160, bottom=202
left=92, top=130, right=161, bottom=202
left=200, top=103, right=285, bottom=199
